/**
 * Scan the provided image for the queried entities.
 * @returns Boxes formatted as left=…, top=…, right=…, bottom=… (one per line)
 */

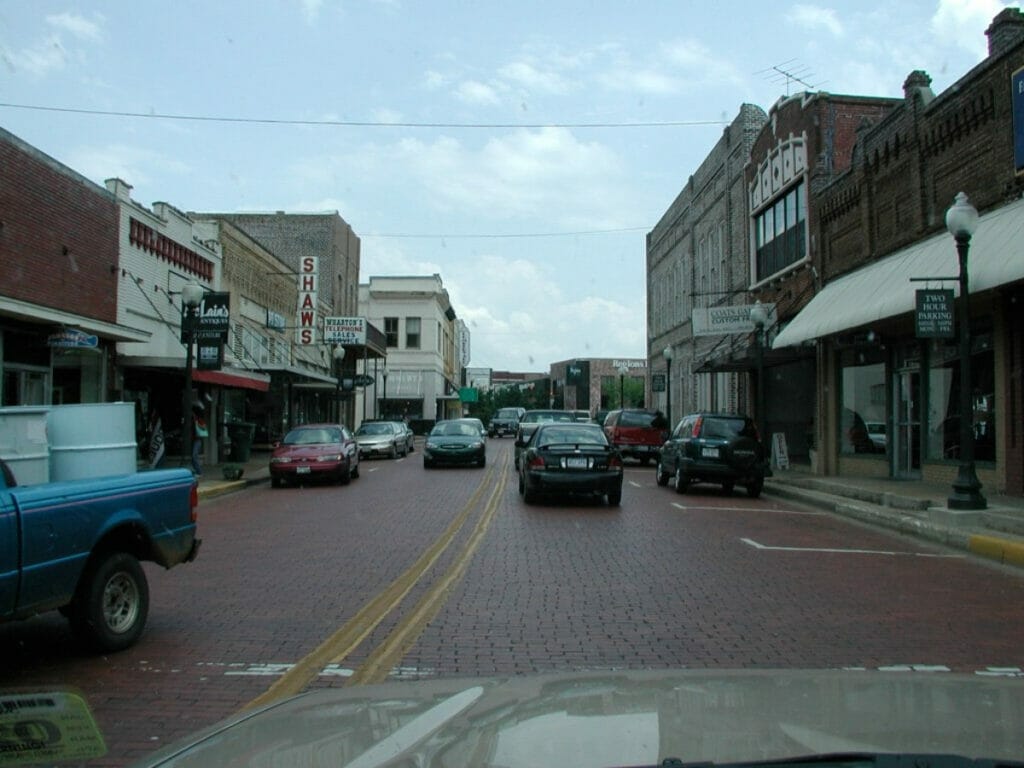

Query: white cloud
left=67, top=144, right=191, bottom=190
left=454, top=80, right=501, bottom=105
left=498, top=60, right=571, bottom=94
left=931, top=0, right=1006, bottom=57
left=791, top=4, right=845, bottom=37
left=1, top=35, right=67, bottom=76
left=423, top=70, right=448, bottom=90
left=299, top=0, right=325, bottom=23
left=46, top=12, right=103, bottom=41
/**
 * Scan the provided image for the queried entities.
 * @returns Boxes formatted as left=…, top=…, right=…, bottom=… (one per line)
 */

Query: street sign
left=915, top=289, right=955, bottom=338
left=651, top=373, right=665, bottom=392
left=692, top=304, right=777, bottom=336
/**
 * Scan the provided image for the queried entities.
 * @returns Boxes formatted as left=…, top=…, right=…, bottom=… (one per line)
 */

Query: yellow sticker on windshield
left=0, top=691, right=106, bottom=766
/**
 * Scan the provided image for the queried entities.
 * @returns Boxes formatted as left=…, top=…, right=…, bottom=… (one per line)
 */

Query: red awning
left=192, top=368, right=270, bottom=392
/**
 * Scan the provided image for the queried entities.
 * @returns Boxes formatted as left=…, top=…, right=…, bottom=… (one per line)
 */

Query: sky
left=0, top=0, right=1015, bottom=372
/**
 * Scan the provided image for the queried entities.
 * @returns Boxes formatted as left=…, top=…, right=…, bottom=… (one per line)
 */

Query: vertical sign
left=297, top=256, right=318, bottom=345
left=1014, top=65, right=1024, bottom=175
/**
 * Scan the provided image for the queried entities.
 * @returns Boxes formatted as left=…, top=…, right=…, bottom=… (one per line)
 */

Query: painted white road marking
left=628, top=480, right=643, bottom=488
left=741, top=537, right=963, bottom=558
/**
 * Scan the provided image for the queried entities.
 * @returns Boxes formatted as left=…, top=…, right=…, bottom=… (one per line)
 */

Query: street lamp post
left=615, top=363, right=629, bottom=409
left=749, top=302, right=769, bottom=444
left=333, top=345, right=346, bottom=424
left=946, top=192, right=986, bottom=510
left=381, top=367, right=389, bottom=420
left=663, top=346, right=673, bottom=428
left=180, top=282, right=204, bottom=469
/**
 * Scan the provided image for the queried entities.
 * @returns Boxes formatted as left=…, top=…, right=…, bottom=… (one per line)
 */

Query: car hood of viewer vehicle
left=134, top=669, right=1024, bottom=767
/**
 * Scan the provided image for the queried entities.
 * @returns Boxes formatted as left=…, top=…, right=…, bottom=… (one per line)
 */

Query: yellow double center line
left=243, top=450, right=509, bottom=711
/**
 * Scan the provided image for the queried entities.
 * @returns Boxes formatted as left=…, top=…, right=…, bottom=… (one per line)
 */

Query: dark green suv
left=656, top=412, right=766, bottom=498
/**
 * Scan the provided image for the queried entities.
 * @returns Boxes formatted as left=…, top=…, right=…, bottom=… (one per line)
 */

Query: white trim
left=0, top=296, right=151, bottom=342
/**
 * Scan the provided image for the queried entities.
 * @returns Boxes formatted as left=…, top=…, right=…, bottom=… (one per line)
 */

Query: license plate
left=702, top=447, right=720, bottom=458
left=565, top=457, right=589, bottom=469
left=296, top=466, right=311, bottom=474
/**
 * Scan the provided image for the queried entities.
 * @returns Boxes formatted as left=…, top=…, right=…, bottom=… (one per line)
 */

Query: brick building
left=773, top=9, right=1024, bottom=495
left=0, top=127, right=148, bottom=408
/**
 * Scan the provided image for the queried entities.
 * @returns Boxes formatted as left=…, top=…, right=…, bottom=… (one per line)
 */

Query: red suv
left=603, top=409, right=669, bottom=464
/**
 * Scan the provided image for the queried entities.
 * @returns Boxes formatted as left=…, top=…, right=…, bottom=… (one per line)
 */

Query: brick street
left=3, top=439, right=1024, bottom=766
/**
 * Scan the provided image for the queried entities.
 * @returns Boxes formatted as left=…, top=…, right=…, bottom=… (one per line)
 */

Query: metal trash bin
left=227, top=422, right=256, bottom=462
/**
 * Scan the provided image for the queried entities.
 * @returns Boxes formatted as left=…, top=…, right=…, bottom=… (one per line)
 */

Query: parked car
left=461, top=416, right=487, bottom=439
left=394, top=421, right=416, bottom=454
left=488, top=406, right=525, bottom=437
left=518, top=422, right=624, bottom=506
left=513, top=409, right=577, bottom=468
left=656, top=412, right=766, bottom=498
left=423, top=419, right=487, bottom=468
left=269, top=423, right=360, bottom=487
left=603, top=408, right=670, bottom=464
left=593, top=409, right=611, bottom=427
left=866, top=421, right=887, bottom=452
left=354, top=421, right=409, bottom=459
left=572, top=409, right=592, bottom=422
left=0, top=458, right=199, bottom=652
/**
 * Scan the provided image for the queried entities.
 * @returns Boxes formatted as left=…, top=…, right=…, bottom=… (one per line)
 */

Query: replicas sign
left=48, top=328, right=98, bottom=349
left=1013, top=64, right=1024, bottom=175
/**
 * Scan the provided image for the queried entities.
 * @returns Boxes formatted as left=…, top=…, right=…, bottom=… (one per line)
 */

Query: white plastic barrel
left=47, top=402, right=137, bottom=482
left=0, top=406, right=51, bottom=485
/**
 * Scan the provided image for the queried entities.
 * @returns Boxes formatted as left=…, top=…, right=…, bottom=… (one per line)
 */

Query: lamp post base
left=948, top=462, right=987, bottom=510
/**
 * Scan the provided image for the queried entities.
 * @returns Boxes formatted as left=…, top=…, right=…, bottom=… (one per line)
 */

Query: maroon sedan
left=269, top=423, right=360, bottom=488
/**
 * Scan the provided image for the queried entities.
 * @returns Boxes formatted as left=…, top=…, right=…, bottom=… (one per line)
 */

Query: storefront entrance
left=894, top=365, right=921, bottom=478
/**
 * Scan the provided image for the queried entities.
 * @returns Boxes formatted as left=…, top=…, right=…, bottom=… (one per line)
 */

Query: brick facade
left=1, top=128, right=119, bottom=323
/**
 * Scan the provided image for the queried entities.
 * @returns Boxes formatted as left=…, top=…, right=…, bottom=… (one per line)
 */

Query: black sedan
left=423, top=420, right=487, bottom=468
left=518, top=422, right=624, bottom=506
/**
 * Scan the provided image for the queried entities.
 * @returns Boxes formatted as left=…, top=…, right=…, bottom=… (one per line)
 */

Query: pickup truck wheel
left=70, top=552, right=149, bottom=653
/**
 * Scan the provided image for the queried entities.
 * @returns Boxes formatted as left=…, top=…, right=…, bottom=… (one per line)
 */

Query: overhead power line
left=364, top=226, right=650, bottom=239
left=0, top=101, right=729, bottom=130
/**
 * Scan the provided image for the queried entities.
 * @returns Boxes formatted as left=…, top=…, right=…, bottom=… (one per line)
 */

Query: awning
left=192, top=367, right=270, bottom=392
left=0, top=295, right=151, bottom=342
left=773, top=197, right=1024, bottom=349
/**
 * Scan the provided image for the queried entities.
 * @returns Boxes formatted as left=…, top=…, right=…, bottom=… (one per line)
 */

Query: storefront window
left=926, top=333, right=995, bottom=462
left=839, top=349, right=886, bottom=455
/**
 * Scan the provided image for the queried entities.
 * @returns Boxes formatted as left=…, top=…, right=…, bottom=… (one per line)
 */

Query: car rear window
left=496, top=409, right=520, bottom=418
left=701, top=417, right=751, bottom=439
left=619, top=411, right=658, bottom=428
left=537, top=426, right=607, bottom=447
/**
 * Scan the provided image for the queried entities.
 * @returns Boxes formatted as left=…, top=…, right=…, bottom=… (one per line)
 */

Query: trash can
left=227, top=422, right=256, bottom=462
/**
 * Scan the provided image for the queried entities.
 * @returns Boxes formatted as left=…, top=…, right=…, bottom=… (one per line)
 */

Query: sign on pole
left=1013, top=64, right=1024, bottom=175
left=915, top=289, right=955, bottom=339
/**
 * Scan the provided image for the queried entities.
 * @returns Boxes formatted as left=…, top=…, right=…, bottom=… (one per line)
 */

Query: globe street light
left=945, top=192, right=986, bottom=510
left=333, top=345, right=346, bottom=423
left=180, top=282, right=204, bottom=469
left=663, top=346, right=673, bottom=428
left=749, top=301, right=769, bottom=445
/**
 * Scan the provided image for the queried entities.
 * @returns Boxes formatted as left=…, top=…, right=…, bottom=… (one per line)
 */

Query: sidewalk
left=765, top=468, right=1024, bottom=569
left=188, top=450, right=272, bottom=501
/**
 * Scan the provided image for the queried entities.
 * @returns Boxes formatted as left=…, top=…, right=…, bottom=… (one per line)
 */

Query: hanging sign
left=915, top=289, right=955, bottom=339
left=296, top=257, right=318, bottom=345
left=48, top=328, right=98, bottom=349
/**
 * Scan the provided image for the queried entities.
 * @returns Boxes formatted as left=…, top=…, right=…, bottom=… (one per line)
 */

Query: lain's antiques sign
left=915, top=289, right=955, bottom=339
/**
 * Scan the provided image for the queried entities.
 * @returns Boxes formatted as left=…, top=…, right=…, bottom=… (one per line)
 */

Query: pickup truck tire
left=70, top=552, right=149, bottom=653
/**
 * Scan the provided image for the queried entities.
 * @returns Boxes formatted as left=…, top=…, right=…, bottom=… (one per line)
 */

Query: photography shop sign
left=915, top=289, right=955, bottom=339
left=692, top=304, right=777, bottom=336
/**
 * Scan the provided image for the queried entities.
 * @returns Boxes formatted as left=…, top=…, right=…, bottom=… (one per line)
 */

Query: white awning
left=772, top=197, right=1024, bottom=349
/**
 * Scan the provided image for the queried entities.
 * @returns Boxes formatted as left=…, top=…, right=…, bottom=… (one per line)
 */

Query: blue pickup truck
left=0, top=459, right=200, bottom=652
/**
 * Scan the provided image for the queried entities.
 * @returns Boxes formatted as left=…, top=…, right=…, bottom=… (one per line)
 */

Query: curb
left=197, top=474, right=268, bottom=501
left=764, top=481, right=1024, bottom=568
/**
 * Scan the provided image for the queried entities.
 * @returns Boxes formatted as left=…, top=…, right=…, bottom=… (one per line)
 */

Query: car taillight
left=691, top=415, right=703, bottom=438
left=190, top=481, right=199, bottom=523
left=609, top=454, right=623, bottom=470
left=528, top=455, right=545, bottom=469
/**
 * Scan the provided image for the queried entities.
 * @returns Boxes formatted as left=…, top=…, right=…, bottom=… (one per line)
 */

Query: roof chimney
left=986, top=7, right=1024, bottom=58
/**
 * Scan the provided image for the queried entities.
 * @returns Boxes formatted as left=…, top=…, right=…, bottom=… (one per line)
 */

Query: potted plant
left=221, top=464, right=244, bottom=481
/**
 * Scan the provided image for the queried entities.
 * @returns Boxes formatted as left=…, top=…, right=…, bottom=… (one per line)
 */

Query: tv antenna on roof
left=755, top=59, right=826, bottom=96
